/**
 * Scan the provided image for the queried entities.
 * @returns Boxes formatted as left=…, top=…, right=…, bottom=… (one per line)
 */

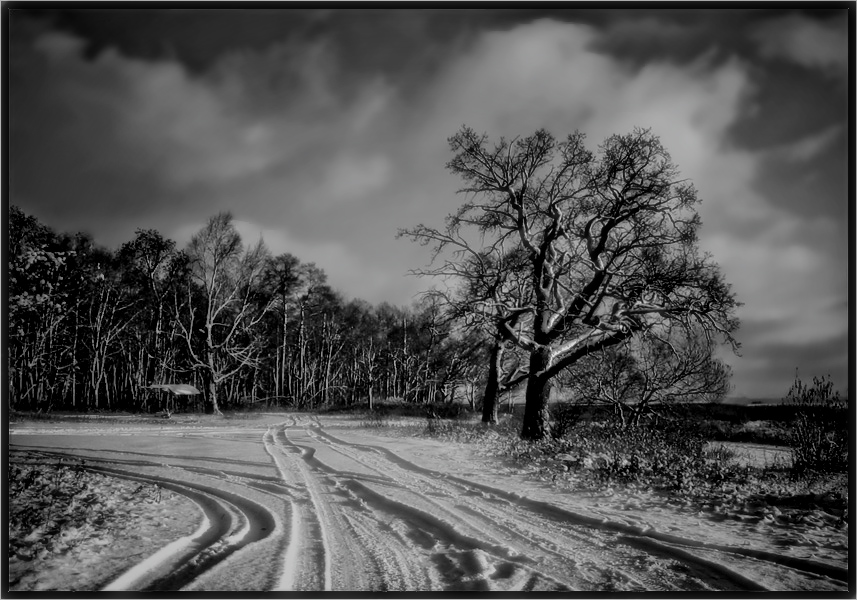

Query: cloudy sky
left=8, top=8, right=851, bottom=399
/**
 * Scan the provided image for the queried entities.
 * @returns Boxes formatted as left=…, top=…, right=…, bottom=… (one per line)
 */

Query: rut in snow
left=10, top=417, right=847, bottom=593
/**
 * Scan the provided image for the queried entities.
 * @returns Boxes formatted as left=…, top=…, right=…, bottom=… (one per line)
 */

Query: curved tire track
left=11, top=446, right=279, bottom=591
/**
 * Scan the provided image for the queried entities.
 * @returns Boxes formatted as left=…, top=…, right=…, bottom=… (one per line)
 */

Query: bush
left=422, top=412, right=520, bottom=444
left=424, top=401, right=464, bottom=420
left=696, top=419, right=791, bottom=445
left=549, top=400, right=587, bottom=440
left=423, top=416, right=456, bottom=437
left=786, top=375, right=848, bottom=474
left=422, top=402, right=472, bottom=439
left=361, top=406, right=389, bottom=428
left=543, top=419, right=744, bottom=491
left=8, top=457, right=161, bottom=561
left=583, top=422, right=699, bottom=486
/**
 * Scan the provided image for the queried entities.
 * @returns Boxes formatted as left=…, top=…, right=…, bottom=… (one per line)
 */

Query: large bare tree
left=408, top=126, right=740, bottom=439
left=175, top=213, right=272, bottom=415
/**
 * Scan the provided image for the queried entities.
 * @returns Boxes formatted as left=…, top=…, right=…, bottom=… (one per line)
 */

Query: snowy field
left=8, top=413, right=849, bottom=592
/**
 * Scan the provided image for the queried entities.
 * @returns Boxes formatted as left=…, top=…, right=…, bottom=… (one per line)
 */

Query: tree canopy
left=403, top=125, right=740, bottom=439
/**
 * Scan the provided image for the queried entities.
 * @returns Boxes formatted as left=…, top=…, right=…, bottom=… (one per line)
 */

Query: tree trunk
left=481, top=342, right=503, bottom=425
left=208, top=378, right=222, bottom=415
left=521, top=347, right=552, bottom=440
left=206, top=342, right=222, bottom=415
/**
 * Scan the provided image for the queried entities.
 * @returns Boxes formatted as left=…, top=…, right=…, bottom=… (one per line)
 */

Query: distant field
left=721, top=397, right=784, bottom=406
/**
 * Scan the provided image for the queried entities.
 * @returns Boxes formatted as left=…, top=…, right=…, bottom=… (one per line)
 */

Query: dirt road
left=8, top=414, right=849, bottom=592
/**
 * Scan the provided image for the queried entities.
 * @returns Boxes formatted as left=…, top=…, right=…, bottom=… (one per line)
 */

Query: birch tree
left=175, top=213, right=272, bottom=415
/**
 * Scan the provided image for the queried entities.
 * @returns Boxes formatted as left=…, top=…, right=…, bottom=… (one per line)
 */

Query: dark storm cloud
left=727, top=61, right=847, bottom=150
left=14, top=7, right=330, bottom=70
left=15, top=8, right=470, bottom=91
left=9, top=26, right=223, bottom=240
left=19, top=7, right=831, bottom=83
left=751, top=127, right=849, bottom=223
left=583, top=7, right=844, bottom=66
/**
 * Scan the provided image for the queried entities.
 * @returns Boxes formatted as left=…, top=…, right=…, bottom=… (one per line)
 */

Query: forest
left=8, top=205, right=482, bottom=416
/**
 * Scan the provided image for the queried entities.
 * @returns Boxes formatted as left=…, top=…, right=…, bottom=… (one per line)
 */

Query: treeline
left=8, top=207, right=486, bottom=414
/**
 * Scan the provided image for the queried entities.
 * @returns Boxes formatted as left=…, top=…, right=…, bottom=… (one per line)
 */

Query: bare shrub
left=424, top=401, right=464, bottom=420
left=549, top=400, right=587, bottom=440
left=361, top=406, right=389, bottom=428
left=786, top=375, right=848, bottom=474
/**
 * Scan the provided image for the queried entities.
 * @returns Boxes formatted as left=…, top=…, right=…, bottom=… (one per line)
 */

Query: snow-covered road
left=8, top=414, right=849, bottom=592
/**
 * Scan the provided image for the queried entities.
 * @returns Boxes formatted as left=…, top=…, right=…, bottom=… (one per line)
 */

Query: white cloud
left=751, top=14, right=848, bottom=78
left=235, top=220, right=418, bottom=304
left=315, top=155, right=393, bottom=207
left=766, top=124, right=844, bottom=163
left=701, top=224, right=843, bottom=344
left=32, top=30, right=86, bottom=59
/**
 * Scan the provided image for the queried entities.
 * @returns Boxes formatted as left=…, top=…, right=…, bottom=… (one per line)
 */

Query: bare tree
left=175, top=213, right=272, bottom=415
left=410, top=125, right=739, bottom=439
left=398, top=225, right=533, bottom=423
left=564, top=324, right=732, bottom=427
left=8, top=233, right=76, bottom=410
left=119, top=229, right=180, bottom=402
left=259, top=253, right=306, bottom=405
left=80, top=253, right=139, bottom=409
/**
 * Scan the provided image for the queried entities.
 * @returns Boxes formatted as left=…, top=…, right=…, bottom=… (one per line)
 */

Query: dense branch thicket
left=7, top=207, right=480, bottom=414
left=560, top=324, right=732, bottom=427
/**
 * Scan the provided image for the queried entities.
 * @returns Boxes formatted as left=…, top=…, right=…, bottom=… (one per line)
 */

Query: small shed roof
left=147, top=384, right=201, bottom=396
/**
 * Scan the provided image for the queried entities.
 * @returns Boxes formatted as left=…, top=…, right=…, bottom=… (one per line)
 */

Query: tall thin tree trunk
left=206, top=328, right=222, bottom=415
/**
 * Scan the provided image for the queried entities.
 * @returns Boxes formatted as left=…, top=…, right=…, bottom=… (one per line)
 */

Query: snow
left=7, top=461, right=200, bottom=592
left=103, top=508, right=210, bottom=591
left=8, top=412, right=849, bottom=592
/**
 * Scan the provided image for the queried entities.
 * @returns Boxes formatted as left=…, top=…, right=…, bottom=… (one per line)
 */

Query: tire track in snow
left=328, top=433, right=658, bottom=589
left=339, top=477, right=570, bottom=591
left=85, top=464, right=277, bottom=591
left=13, top=446, right=279, bottom=591
left=262, top=426, right=304, bottom=591
left=280, top=425, right=562, bottom=591
left=299, top=428, right=586, bottom=590
left=266, top=424, right=391, bottom=591
left=306, top=428, right=643, bottom=590
left=326, top=427, right=848, bottom=588
left=274, top=425, right=437, bottom=591
left=306, top=427, right=785, bottom=591
left=339, top=509, right=433, bottom=591
left=14, top=419, right=841, bottom=592
left=270, top=426, right=333, bottom=590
